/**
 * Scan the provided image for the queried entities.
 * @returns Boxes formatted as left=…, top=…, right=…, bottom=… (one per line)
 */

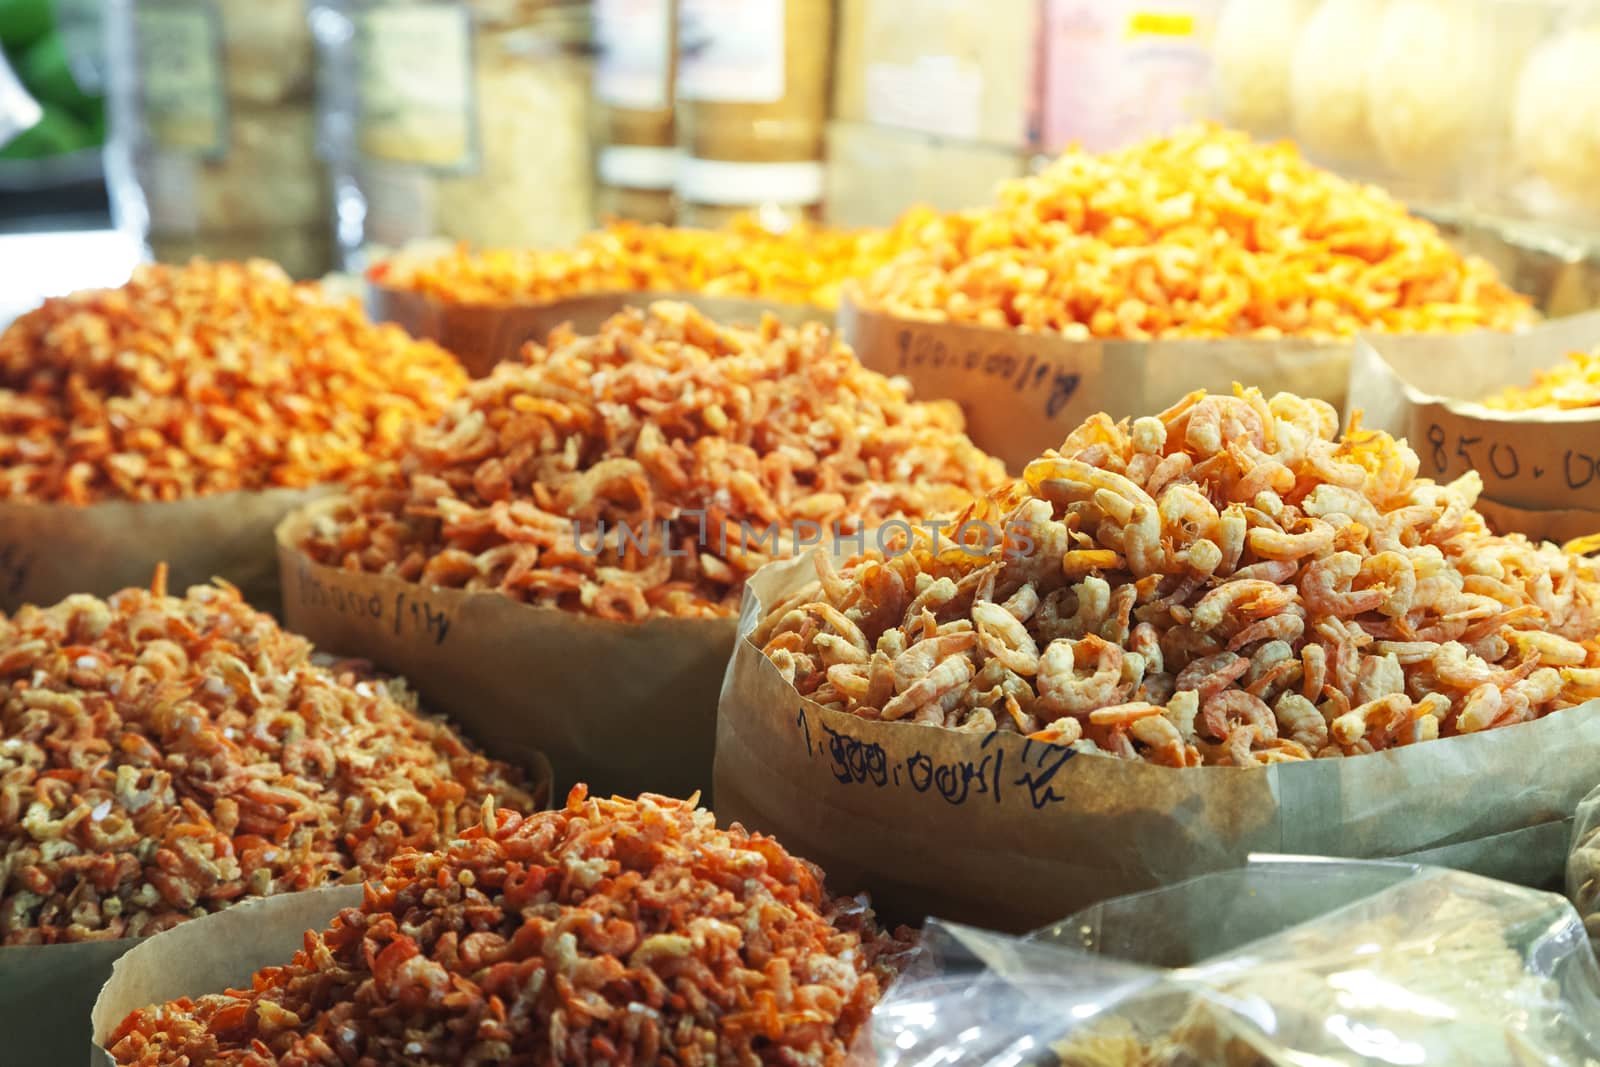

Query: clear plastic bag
left=857, top=858, right=1600, bottom=1066
left=1567, top=784, right=1600, bottom=950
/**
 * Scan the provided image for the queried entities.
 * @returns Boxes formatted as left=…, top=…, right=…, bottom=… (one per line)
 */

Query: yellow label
left=1127, top=11, right=1194, bottom=38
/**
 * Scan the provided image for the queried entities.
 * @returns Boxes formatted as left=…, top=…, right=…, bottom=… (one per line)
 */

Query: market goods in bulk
left=1481, top=344, right=1600, bottom=411
left=370, top=212, right=935, bottom=310
left=0, top=259, right=467, bottom=503
left=107, top=785, right=915, bottom=1067
left=759, top=386, right=1600, bottom=766
left=298, top=302, right=1007, bottom=619
left=0, top=569, right=533, bottom=944
left=853, top=125, right=1535, bottom=339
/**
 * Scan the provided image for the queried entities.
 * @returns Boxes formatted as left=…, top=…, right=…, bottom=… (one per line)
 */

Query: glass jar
left=314, top=0, right=595, bottom=264
left=105, top=0, right=333, bottom=278
left=594, top=0, right=677, bottom=222
left=674, top=0, right=831, bottom=228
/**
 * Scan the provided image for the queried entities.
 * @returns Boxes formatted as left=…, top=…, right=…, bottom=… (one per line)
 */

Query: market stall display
left=716, top=386, right=1600, bottom=930
left=98, top=785, right=914, bottom=1067
left=839, top=124, right=1537, bottom=468
left=1349, top=311, right=1600, bottom=545
left=280, top=302, right=1006, bottom=797
left=0, top=259, right=467, bottom=611
left=0, top=570, right=539, bottom=1063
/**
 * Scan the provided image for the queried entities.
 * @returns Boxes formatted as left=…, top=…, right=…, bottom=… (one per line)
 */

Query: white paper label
left=135, top=1, right=227, bottom=156
left=864, top=57, right=984, bottom=141
left=595, top=0, right=674, bottom=110
left=354, top=3, right=476, bottom=170
left=677, top=0, right=784, bottom=104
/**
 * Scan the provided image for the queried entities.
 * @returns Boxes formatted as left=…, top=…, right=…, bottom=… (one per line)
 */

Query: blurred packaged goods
left=105, top=0, right=331, bottom=278
left=823, top=121, right=1028, bottom=229
left=594, top=0, right=678, bottom=223
left=314, top=0, right=594, bottom=265
left=1209, top=0, right=1600, bottom=239
left=1037, top=0, right=1218, bottom=153
left=675, top=0, right=830, bottom=229
left=833, top=0, right=1039, bottom=149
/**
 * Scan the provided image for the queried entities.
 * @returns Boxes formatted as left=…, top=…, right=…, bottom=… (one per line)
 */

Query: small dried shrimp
left=0, top=568, right=532, bottom=944
left=1483, top=344, right=1600, bottom=411
left=0, top=259, right=467, bottom=503
left=108, top=785, right=915, bottom=1067
left=762, top=386, right=1600, bottom=766
left=300, top=301, right=1006, bottom=620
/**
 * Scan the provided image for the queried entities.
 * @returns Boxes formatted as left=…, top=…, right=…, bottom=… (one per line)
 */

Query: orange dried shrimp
left=0, top=569, right=533, bottom=945
left=369, top=212, right=936, bottom=310
left=299, top=301, right=1007, bottom=620
left=0, top=259, right=467, bottom=503
left=108, top=785, right=915, bottom=1067
left=854, top=125, right=1535, bottom=340
left=1483, top=345, right=1600, bottom=411
left=760, top=386, right=1600, bottom=766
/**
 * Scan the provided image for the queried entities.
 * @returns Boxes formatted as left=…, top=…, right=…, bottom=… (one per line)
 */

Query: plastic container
left=674, top=0, right=831, bottom=229
left=314, top=0, right=595, bottom=264
left=105, top=0, right=332, bottom=278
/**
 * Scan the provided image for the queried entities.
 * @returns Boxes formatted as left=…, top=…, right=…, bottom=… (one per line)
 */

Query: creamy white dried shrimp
left=0, top=569, right=535, bottom=945
left=300, top=302, right=1007, bottom=620
left=759, top=387, right=1600, bottom=766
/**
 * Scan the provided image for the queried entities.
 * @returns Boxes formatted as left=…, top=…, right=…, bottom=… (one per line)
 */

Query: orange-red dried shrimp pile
left=0, top=259, right=467, bottom=503
left=853, top=125, right=1535, bottom=340
left=371, top=212, right=935, bottom=310
left=0, top=571, right=533, bottom=945
left=109, top=786, right=915, bottom=1067
left=760, top=387, right=1600, bottom=767
left=1483, top=344, right=1600, bottom=411
left=299, top=301, right=1007, bottom=620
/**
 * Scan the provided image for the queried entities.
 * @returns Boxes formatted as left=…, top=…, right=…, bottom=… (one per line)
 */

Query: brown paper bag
left=714, top=550, right=1600, bottom=933
left=1348, top=313, right=1600, bottom=542
left=836, top=296, right=1354, bottom=472
left=370, top=284, right=830, bottom=377
left=277, top=501, right=736, bottom=801
left=0, top=486, right=335, bottom=615
left=89, top=886, right=360, bottom=1067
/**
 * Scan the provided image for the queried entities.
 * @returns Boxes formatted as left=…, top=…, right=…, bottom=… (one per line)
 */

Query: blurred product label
left=352, top=1, right=475, bottom=170
left=0, top=51, right=42, bottom=149
left=676, top=0, right=783, bottom=103
left=595, top=0, right=673, bottom=110
left=134, top=0, right=226, bottom=156
left=54, top=0, right=108, bottom=94
left=1040, top=0, right=1216, bottom=153
left=864, top=56, right=982, bottom=141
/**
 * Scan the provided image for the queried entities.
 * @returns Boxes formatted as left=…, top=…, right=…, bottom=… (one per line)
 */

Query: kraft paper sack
left=715, top=550, right=1600, bottom=933
left=278, top=500, right=735, bottom=801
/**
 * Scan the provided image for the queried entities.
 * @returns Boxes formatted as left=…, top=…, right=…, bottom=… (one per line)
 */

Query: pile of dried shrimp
left=0, top=568, right=533, bottom=944
left=1482, top=344, right=1600, bottom=411
left=853, top=125, right=1535, bottom=339
left=0, top=259, right=467, bottom=503
left=108, top=785, right=915, bottom=1067
left=371, top=212, right=935, bottom=310
left=759, top=386, right=1600, bottom=766
left=299, top=301, right=1006, bottom=620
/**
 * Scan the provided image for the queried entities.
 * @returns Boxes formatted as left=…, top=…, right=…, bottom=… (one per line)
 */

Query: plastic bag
left=857, top=858, right=1600, bottom=1066
left=1567, top=784, right=1600, bottom=949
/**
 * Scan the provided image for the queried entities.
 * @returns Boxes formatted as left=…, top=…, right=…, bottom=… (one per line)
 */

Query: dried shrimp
left=371, top=212, right=935, bottom=311
left=108, top=785, right=914, bottom=1067
left=1483, top=344, right=1600, bottom=411
left=854, top=125, right=1534, bottom=339
left=0, top=569, right=533, bottom=944
left=299, top=302, right=1006, bottom=620
left=761, top=386, right=1600, bottom=766
left=0, top=259, right=467, bottom=503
